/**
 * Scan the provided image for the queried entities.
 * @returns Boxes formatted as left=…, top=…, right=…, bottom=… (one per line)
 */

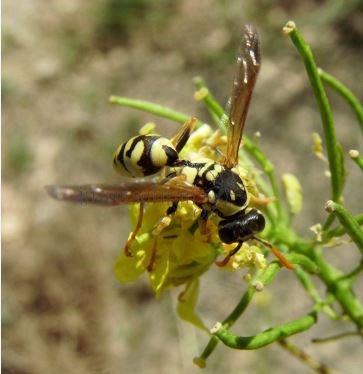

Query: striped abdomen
left=113, top=135, right=179, bottom=177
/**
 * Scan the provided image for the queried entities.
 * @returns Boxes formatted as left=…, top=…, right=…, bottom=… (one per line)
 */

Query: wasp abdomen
left=113, top=135, right=179, bottom=177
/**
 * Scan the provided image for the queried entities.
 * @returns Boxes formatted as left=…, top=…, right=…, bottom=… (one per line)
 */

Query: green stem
left=197, top=263, right=280, bottom=362
left=312, top=247, right=363, bottom=328
left=243, top=138, right=285, bottom=221
left=279, top=339, right=334, bottom=374
left=109, top=96, right=192, bottom=125
left=295, top=266, right=338, bottom=319
left=322, top=214, right=336, bottom=232
left=283, top=21, right=345, bottom=203
left=318, top=68, right=363, bottom=133
left=312, top=330, right=363, bottom=343
left=193, top=76, right=224, bottom=126
left=340, top=261, right=363, bottom=288
left=226, top=263, right=281, bottom=326
left=324, top=213, right=363, bottom=240
left=284, top=254, right=318, bottom=273
left=349, top=150, right=363, bottom=170
left=278, top=232, right=363, bottom=328
left=352, top=156, right=363, bottom=170
left=212, top=311, right=317, bottom=349
left=325, top=200, right=363, bottom=253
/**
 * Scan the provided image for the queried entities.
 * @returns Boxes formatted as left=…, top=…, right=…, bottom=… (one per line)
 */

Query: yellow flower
left=220, top=243, right=266, bottom=271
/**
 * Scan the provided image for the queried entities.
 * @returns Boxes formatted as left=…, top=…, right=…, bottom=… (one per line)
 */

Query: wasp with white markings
left=47, top=25, right=293, bottom=270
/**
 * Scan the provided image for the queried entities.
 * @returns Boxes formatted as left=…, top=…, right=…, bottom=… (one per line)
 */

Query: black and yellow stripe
left=113, top=135, right=179, bottom=177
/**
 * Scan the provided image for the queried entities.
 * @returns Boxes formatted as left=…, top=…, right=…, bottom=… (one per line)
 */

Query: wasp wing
left=46, top=179, right=208, bottom=206
left=224, top=24, right=261, bottom=168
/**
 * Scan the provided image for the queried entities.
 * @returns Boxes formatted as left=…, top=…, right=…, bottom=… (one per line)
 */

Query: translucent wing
left=46, top=179, right=208, bottom=206
left=224, top=24, right=261, bottom=168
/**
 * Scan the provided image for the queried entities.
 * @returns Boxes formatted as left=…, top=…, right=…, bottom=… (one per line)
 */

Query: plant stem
left=318, top=68, right=363, bottom=133
left=325, top=200, right=363, bottom=253
left=349, top=150, right=363, bottom=170
left=211, top=311, right=317, bottom=349
left=197, top=262, right=280, bottom=362
left=279, top=232, right=363, bottom=328
left=278, top=339, right=334, bottom=374
left=323, top=213, right=363, bottom=239
left=193, top=76, right=224, bottom=126
left=295, top=266, right=338, bottom=319
left=243, top=138, right=285, bottom=221
left=312, top=247, right=363, bottom=328
left=109, top=96, right=192, bottom=125
left=312, top=330, right=363, bottom=343
left=283, top=21, right=345, bottom=203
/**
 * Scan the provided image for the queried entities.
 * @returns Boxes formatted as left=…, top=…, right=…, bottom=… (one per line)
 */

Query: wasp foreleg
left=215, top=242, right=243, bottom=267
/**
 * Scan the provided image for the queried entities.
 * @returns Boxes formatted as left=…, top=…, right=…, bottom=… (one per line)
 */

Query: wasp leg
left=147, top=236, right=158, bottom=272
left=198, top=209, right=210, bottom=235
left=186, top=210, right=212, bottom=243
left=252, top=236, right=294, bottom=270
left=215, top=242, right=243, bottom=267
left=124, top=202, right=145, bottom=257
left=147, top=219, right=171, bottom=272
left=147, top=202, right=179, bottom=271
left=147, top=220, right=170, bottom=272
left=198, top=209, right=214, bottom=242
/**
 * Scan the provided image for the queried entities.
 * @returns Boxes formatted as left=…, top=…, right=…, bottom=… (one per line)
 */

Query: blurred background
left=3, top=0, right=363, bottom=373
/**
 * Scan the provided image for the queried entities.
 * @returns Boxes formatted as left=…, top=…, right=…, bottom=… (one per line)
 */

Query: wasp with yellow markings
left=47, top=25, right=293, bottom=270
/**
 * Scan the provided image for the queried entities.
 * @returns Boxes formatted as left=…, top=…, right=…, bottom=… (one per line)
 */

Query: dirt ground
left=3, top=1, right=363, bottom=373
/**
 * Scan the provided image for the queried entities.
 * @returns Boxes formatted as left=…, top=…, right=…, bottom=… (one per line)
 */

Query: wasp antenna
left=252, top=237, right=295, bottom=270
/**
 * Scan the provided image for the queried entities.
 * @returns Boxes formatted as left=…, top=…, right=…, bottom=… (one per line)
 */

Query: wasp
left=47, top=25, right=293, bottom=270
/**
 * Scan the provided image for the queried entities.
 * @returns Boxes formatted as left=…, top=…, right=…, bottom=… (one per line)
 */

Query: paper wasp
left=47, top=25, right=293, bottom=270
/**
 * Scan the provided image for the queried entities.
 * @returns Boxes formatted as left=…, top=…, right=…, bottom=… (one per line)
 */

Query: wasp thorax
left=113, top=135, right=179, bottom=177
